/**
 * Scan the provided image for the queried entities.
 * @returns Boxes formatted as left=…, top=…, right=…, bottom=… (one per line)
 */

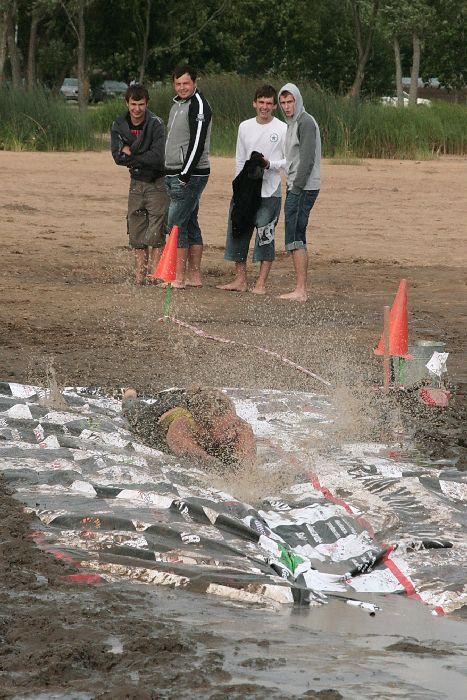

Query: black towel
left=231, top=151, right=266, bottom=239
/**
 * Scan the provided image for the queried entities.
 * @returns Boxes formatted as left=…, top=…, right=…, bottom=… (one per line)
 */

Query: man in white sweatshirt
left=217, top=85, right=286, bottom=294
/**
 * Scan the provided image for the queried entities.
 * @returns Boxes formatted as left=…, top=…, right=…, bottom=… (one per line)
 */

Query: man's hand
left=121, top=145, right=132, bottom=156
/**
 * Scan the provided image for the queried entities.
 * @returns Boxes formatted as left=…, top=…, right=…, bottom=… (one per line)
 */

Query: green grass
left=1, top=77, right=466, bottom=157
left=0, top=87, right=100, bottom=151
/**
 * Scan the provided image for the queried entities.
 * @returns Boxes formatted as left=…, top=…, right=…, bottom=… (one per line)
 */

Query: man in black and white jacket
left=165, top=65, right=212, bottom=288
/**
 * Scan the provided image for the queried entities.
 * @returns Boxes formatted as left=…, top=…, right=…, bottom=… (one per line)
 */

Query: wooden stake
left=163, top=283, right=172, bottom=318
left=383, top=305, right=391, bottom=392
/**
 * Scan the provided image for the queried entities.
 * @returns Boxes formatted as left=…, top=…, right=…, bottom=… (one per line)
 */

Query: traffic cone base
left=374, top=279, right=412, bottom=359
left=148, top=225, right=178, bottom=283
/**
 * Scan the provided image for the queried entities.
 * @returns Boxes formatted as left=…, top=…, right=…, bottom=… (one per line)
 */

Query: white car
left=380, top=91, right=431, bottom=107
left=60, top=78, right=79, bottom=100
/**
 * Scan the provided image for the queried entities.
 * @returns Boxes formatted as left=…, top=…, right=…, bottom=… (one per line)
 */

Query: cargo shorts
left=127, top=177, right=169, bottom=249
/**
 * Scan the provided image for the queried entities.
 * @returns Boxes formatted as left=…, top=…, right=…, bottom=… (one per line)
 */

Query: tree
left=26, top=0, right=52, bottom=90
left=405, top=1, right=434, bottom=105
left=60, top=0, right=93, bottom=110
left=138, top=0, right=151, bottom=83
left=382, top=0, right=436, bottom=106
left=4, top=0, right=22, bottom=88
left=346, top=0, right=381, bottom=98
left=382, top=1, right=408, bottom=106
left=423, top=0, right=466, bottom=93
left=0, top=7, right=8, bottom=83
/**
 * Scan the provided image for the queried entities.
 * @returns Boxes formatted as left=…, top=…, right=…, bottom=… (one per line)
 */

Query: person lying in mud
left=122, top=387, right=256, bottom=470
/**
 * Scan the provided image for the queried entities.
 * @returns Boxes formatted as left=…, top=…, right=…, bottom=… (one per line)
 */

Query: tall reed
left=1, top=78, right=465, bottom=157
left=0, top=87, right=99, bottom=150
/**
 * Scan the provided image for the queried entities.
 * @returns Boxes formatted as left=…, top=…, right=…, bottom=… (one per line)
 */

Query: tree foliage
left=0, top=0, right=464, bottom=98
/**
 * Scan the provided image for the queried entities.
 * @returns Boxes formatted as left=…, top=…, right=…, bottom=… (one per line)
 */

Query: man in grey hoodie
left=278, top=83, right=321, bottom=302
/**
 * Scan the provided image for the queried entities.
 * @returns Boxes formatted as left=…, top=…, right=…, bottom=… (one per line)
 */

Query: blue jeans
left=284, top=189, right=319, bottom=251
left=165, top=175, right=209, bottom=248
left=224, top=196, right=281, bottom=263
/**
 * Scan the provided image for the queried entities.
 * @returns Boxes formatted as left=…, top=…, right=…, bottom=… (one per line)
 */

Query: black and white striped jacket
left=165, top=89, right=212, bottom=182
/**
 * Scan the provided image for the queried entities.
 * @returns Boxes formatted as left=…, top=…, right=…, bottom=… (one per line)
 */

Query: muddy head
left=185, top=387, right=235, bottom=430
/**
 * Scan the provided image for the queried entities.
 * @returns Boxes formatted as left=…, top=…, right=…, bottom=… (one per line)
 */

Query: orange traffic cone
left=374, top=279, right=412, bottom=358
left=148, top=225, right=178, bottom=283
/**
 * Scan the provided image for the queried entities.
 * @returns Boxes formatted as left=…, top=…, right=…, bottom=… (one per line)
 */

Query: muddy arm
left=232, top=419, right=257, bottom=464
left=166, top=417, right=220, bottom=468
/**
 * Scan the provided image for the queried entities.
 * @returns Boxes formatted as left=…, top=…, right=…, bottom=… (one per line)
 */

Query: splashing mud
left=206, top=457, right=302, bottom=507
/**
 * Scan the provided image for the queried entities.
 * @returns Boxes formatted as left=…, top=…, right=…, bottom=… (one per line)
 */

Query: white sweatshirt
left=235, top=116, right=287, bottom=198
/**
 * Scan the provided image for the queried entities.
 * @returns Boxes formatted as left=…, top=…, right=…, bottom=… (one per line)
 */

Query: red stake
left=383, top=305, right=391, bottom=392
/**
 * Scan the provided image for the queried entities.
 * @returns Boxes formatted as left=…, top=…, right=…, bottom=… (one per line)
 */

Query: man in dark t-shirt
left=111, top=84, right=168, bottom=285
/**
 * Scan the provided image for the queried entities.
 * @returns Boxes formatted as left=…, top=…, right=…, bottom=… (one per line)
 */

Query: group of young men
left=111, top=66, right=321, bottom=302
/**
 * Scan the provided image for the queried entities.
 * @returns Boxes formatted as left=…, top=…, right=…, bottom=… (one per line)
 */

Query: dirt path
left=0, top=152, right=465, bottom=389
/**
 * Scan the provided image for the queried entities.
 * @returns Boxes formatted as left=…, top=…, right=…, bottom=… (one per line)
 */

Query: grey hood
left=279, top=83, right=304, bottom=123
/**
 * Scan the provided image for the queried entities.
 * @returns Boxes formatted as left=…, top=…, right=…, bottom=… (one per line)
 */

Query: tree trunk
left=27, top=10, right=40, bottom=91
left=6, top=1, right=22, bottom=89
left=393, top=36, right=404, bottom=107
left=409, top=33, right=421, bottom=107
left=0, top=11, right=8, bottom=84
left=77, top=0, right=88, bottom=112
left=347, top=60, right=366, bottom=100
left=346, top=0, right=381, bottom=99
left=52, top=65, right=68, bottom=96
left=138, top=0, right=151, bottom=84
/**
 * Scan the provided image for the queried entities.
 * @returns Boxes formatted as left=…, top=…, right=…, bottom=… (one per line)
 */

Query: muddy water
left=5, top=582, right=467, bottom=699
left=135, top=585, right=467, bottom=699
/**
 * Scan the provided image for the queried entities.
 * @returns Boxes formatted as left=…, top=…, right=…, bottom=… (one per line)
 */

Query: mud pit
left=0, top=152, right=466, bottom=698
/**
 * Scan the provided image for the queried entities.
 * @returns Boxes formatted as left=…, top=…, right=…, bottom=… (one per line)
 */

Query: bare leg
left=216, top=261, right=248, bottom=292
left=252, top=261, right=273, bottom=295
left=147, top=246, right=163, bottom=278
left=278, top=249, right=308, bottom=301
left=173, top=247, right=188, bottom=288
left=186, top=244, right=203, bottom=286
left=134, top=249, right=147, bottom=285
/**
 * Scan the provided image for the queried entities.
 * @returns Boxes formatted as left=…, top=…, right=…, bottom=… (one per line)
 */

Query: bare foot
left=278, top=290, right=307, bottom=302
left=186, top=280, right=203, bottom=288
left=123, top=388, right=137, bottom=400
left=145, top=277, right=161, bottom=286
left=251, top=285, right=266, bottom=295
left=157, top=281, right=186, bottom=289
left=216, top=281, right=248, bottom=292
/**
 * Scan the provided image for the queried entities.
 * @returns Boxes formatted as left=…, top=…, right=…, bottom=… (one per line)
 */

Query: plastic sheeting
left=0, top=382, right=465, bottom=614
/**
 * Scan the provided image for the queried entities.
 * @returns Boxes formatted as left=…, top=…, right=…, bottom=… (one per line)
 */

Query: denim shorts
left=284, top=189, right=319, bottom=251
left=165, top=175, right=208, bottom=248
left=224, top=196, right=281, bottom=263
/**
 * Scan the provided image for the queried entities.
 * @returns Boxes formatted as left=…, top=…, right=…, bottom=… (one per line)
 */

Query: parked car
left=380, top=91, right=431, bottom=107
left=91, top=80, right=128, bottom=102
left=60, top=77, right=79, bottom=100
